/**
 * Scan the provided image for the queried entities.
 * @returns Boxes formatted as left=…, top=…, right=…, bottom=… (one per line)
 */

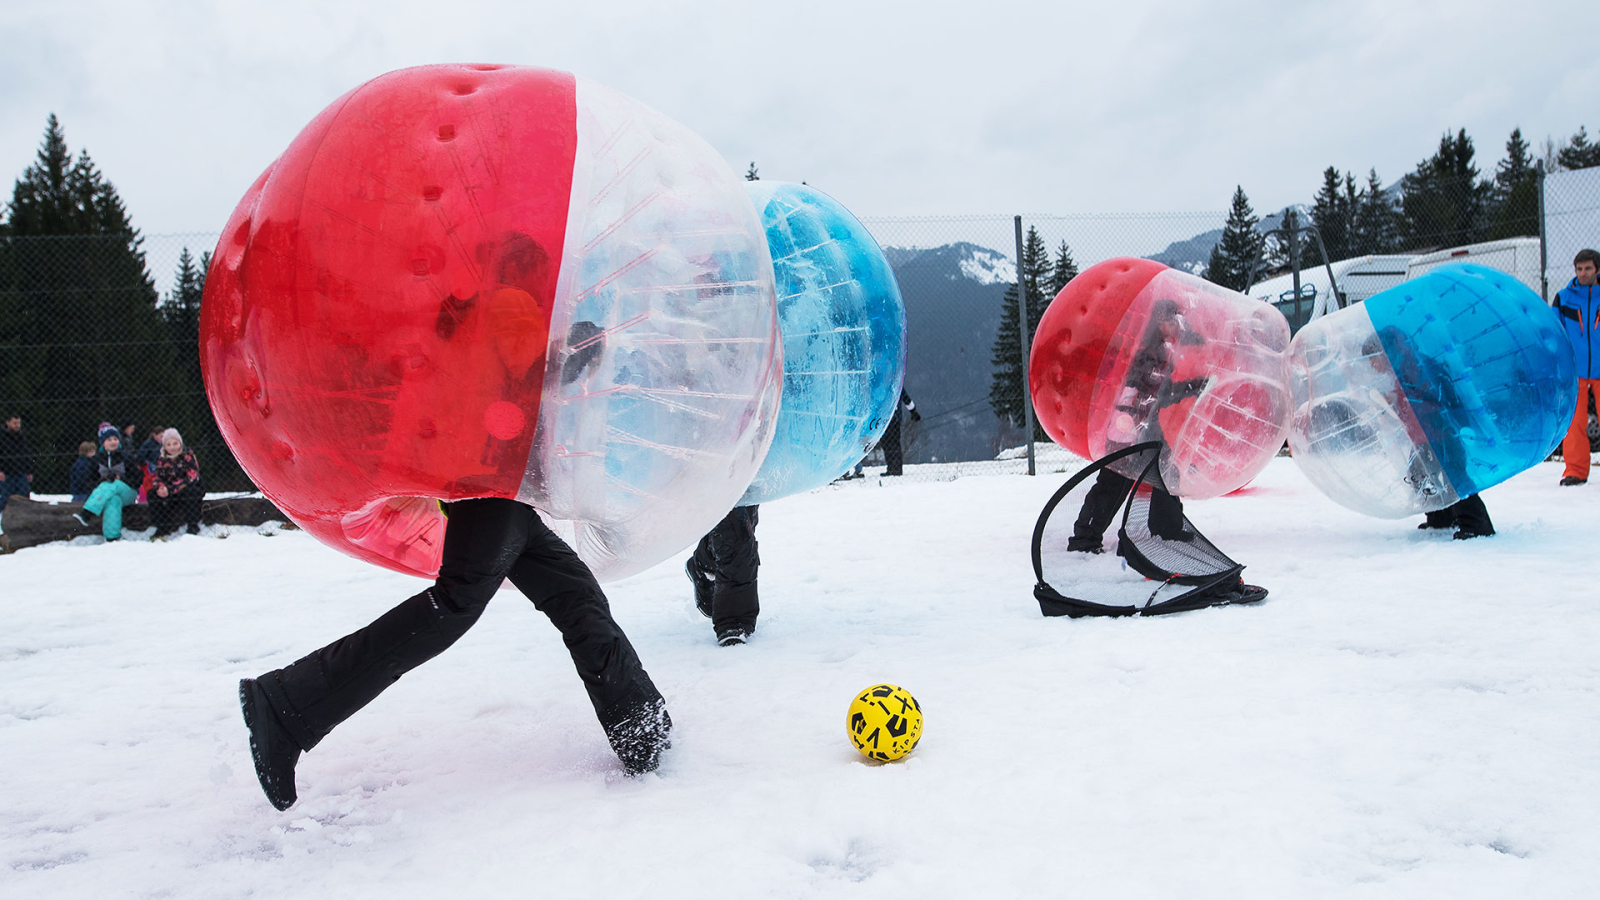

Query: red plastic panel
left=1030, top=259, right=1291, bottom=498
left=201, top=64, right=577, bottom=576
left=1028, top=257, right=1164, bottom=457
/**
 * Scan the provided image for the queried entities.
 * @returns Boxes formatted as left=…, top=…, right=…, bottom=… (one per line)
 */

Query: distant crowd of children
left=67, top=421, right=206, bottom=541
left=0, top=415, right=211, bottom=551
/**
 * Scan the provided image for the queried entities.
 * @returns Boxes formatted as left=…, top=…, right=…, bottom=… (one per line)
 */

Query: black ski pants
left=150, top=482, right=203, bottom=535
left=880, top=411, right=904, bottom=476
left=257, top=497, right=662, bottom=752
left=1070, top=467, right=1186, bottom=550
left=691, top=504, right=760, bottom=637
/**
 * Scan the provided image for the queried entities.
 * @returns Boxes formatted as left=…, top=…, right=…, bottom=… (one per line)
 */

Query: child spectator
left=72, top=423, right=144, bottom=541
left=135, top=425, right=163, bottom=502
left=138, top=426, right=164, bottom=470
left=148, top=428, right=204, bottom=538
left=69, top=440, right=97, bottom=502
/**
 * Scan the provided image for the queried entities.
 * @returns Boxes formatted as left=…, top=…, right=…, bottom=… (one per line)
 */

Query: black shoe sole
left=240, top=678, right=298, bottom=811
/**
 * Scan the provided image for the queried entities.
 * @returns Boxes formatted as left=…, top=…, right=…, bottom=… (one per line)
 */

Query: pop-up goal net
left=1031, top=442, right=1263, bottom=617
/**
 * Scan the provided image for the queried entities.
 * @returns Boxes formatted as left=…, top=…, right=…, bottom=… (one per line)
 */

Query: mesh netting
left=1117, top=450, right=1241, bottom=587
left=1031, top=442, right=1248, bottom=618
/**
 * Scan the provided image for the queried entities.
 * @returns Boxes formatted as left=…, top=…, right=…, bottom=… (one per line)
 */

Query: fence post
left=1308, top=222, right=1342, bottom=315
left=1537, top=161, right=1548, bottom=302
left=1013, top=215, right=1036, bottom=476
left=1288, top=210, right=1302, bottom=326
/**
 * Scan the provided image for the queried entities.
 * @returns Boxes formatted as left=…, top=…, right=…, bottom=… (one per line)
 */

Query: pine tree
left=159, top=245, right=241, bottom=487
left=1046, top=240, right=1079, bottom=298
left=990, top=226, right=1051, bottom=435
left=1495, top=128, right=1533, bottom=188
left=1540, top=135, right=1562, bottom=172
left=1557, top=126, right=1600, bottom=170
left=6, top=116, right=78, bottom=234
left=745, top=161, right=759, bottom=181
left=1488, top=127, right=1539, bottom=239
left=1397, top=128, right=1490, bottom=251
left=1350, top=169, right=1398, bottom=255
left=164, top=247, right=203, bottom=343
left=1306, top=167, right=1354, bottom=265
left=0, top=114, right=188, bottom=491
left=1205, top=186, right=1262, bottom=291
left=1265, top=207, right=1307, bottom=275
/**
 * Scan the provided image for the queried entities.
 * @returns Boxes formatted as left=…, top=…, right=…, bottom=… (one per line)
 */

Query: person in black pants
left=878, top=390, right=919, bottom=476
left=1364, top=328, right=1497, bottom=541
left=239, top=499, right=673, bottom=811
left=1067, top=468, right=1137, bottom=552
left=148, top=428, right=204, bottom=538
left=685, top=505, right=760, bottom=645
left=1070, top=299, right=1204, bottom=553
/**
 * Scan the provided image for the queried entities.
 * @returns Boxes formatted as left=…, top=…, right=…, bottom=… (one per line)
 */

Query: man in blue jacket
left=1555, top=248, right=1600, bottom=486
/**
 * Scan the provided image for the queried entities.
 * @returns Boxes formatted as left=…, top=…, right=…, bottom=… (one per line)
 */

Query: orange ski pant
left=1564, top=378, right=1598, bottom=481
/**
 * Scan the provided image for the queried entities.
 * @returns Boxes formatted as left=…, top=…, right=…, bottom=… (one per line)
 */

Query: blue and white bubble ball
left=739, top=182, right=907, bottom=504
left=1288, top=263, right=1576, bottom=517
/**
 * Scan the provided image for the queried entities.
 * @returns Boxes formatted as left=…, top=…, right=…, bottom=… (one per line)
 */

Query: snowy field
left=4, top=457, right=1600, bottom=898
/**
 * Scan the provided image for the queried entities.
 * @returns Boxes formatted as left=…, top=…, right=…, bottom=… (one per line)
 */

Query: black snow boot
left=239, top=678, right=302, bottom=810
left=685, top=557, right=714, bottom=619
left=600, top=697, right=672, bottom=776
left=1418, top=508, right=1455, bottom=530
left=1447, top=494, right=1494, bottom=540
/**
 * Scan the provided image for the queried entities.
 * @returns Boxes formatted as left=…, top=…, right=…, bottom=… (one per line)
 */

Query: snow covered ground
left=4, top=457, right=1600, bottom=898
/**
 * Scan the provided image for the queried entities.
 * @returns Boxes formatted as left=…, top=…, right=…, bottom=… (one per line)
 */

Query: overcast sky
left=2, top=0, right=1595, bottom=235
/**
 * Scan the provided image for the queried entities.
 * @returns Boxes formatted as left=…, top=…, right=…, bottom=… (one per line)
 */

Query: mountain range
left=881, top=243, right=1018, bottom=464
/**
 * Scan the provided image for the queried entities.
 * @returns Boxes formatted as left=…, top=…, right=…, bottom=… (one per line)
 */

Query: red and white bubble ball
left=201, top=65, right=780, bottom=581
left=1029, top=258, right=1292, bottom=498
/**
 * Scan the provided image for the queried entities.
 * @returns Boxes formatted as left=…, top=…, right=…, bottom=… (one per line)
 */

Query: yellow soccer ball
left=846, top=684, right=922, bottom=761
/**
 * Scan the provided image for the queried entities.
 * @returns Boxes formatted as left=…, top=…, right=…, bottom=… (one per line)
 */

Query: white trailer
left=1404, top=237, right=1543, bottom=297
left=1246, top=254, right=1415, bottom=326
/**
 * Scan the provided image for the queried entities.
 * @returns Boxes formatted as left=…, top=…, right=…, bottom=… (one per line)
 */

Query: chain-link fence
left=856, top=212, right=1230, bottom=480
left=4, top=166, right=1598, bottom=497
left=0, top=232, right=253, bottom=497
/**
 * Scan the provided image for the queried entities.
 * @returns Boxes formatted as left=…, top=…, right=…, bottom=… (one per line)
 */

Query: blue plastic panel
left=1364, top=263, right=1576, bottom=497
left=739, top=182, right=907, bottom=504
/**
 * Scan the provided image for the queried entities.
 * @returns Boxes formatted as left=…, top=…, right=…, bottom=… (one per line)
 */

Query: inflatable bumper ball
left=1287, top=263, right=1576, bottom=517
left=737, top=181, right=906, bottom=504
left=201, top=65, right=781, bottom=581
left=1029, top=258, right=1293, bottom=498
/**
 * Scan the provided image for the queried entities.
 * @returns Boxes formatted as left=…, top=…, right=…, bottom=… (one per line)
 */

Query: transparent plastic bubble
left=738, top=182, right=906, bottom=505
left=1288, top=263, right=1576, bottom=517
left=1031, top=259, right=1292, bottom=499
left=201, top=65, right=778, bottom=581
